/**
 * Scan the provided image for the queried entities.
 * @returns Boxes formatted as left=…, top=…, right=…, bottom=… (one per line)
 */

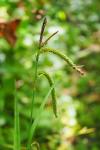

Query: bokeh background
left=0, top=0, right=100, bottom=149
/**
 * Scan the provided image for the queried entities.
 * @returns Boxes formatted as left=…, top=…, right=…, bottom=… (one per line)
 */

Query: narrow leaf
left=14, top=80, right=20, bottom=150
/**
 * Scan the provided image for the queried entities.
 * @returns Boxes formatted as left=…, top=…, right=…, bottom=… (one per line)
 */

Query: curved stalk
left=38, top=71, right=57, bottom=117
left=40, top=47, right=84, bottom=75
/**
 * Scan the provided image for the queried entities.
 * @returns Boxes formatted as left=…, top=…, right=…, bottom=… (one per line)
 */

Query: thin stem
left=27, top=48, right=40, bottom=150
left=30, top=18, right=47, bottom=125
left=27, top=18, right=46, bottom=150
left=30, top=50, right=40, bottom=123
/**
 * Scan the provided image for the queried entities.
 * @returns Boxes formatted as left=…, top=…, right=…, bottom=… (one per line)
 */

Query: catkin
left=38, top=71, right=57, bottom=117
left=40, top=47, right=84, bottom=75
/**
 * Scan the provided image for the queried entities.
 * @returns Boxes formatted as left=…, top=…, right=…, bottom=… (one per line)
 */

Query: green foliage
left=0, top=0, right=100, bottom=150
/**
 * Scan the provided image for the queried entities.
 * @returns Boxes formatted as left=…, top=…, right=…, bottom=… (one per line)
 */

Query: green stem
left=30, top=50, right=40, bottom=122
left=27, top=47, right=41, bottom=150
left=27, top=17, right=47, bottom=149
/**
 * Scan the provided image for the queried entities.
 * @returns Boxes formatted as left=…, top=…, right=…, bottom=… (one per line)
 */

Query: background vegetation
left=0, top=0, right=100, bottom=149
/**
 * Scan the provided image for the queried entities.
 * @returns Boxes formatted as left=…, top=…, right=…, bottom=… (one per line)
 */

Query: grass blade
left=14, top=81, right=21, bottom=150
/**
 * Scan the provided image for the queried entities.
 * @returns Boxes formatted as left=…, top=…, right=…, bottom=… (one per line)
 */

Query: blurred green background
left=0, top=0, right=100, bottom=149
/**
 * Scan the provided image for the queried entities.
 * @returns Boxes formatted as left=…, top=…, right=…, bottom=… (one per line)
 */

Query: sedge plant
left=2, top=17, right=84, bottom=150
left=27, top=17, right=84, bottom=150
